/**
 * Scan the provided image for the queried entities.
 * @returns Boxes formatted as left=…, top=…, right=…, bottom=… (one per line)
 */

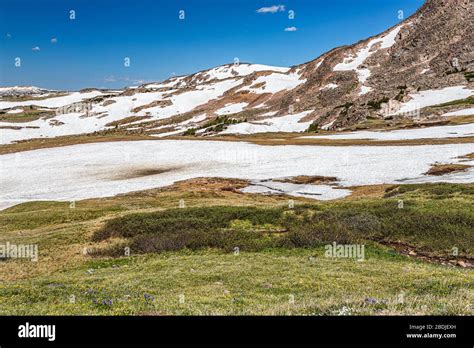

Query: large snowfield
left=1, top=140, right=473, bottom=209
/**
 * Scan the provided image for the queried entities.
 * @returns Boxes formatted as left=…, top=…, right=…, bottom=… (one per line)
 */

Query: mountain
left=286, top=0, right=473, bottom=130
left=0, top=0, right=472, bottom=144
left=0, top=86, right=51, bottom=97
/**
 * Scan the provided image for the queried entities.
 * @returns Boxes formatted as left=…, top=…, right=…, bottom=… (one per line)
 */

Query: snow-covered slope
left=0, top=63, right=308, bottom=144
left=0, top=86, right=51, bottom=97
left=1, top=0, right=473, bottom=143
left=0, top=90, right=105, bottom=109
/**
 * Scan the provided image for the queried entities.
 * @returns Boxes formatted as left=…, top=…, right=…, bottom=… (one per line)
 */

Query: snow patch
left=301, top=123, right=474, bottom=141
left=394, top=86, right=473, bottom=115
left=321, top=83, right=338, bottom=90
left=238, top=71, right=305, bottom=94
left=202, top=64, right=289, bottom=81
left=442, top=108, right=474, bottom=117
left=0, top=91, right=104, bottom=110
left=144, top=76, right=188, bottom=89
left=221, top=110, right=313, bottom=134
left=215, top=103, right=248, bottom=115
left=6, top=109, right=23, bottom=114
left=321, top=120, right=336, bottom=130
left=359, top=86, right=372, bottom=95
left=241, top=180, right=351, bottom=200
left=180, top=113, right=207, bottom=125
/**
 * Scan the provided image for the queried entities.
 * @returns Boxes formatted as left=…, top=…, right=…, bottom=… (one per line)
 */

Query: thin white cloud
left=51, top=37, right=58, bottom=44
left=132, top=79, right=147, bottom=85
left=104, top=76, right=151, bottom=85
left=32, top=46, right=40, bottom=51
left=104, top=75, right=117, bottom=82
left=6, top=33, right=12, bottom=38
left=284, top=26, right=298, bottom=32
left=256, top=5, right=285, bottom=14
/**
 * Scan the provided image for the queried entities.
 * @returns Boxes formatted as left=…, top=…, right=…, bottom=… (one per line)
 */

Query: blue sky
left=0, top=0, right=424, bottom=90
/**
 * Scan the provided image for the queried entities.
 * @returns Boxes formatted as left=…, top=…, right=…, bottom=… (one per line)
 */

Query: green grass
left=464, top=71, right=474, bottom=82
left=0, top=200, right=127, bottom=231
left=0, top=109, right=55, bottom=123
left=182, top=128, right=196, bottom=136
left=384, top=183, right=474, bottom=199
left=306, top=122, right=319, bottom=133
left=434, top=96, right=474, bottom=108
left=0, top=247, right=471, bottom=315
left=199, top=116, right=246, bottom=132
left=0, top=182, right=472, bottom=315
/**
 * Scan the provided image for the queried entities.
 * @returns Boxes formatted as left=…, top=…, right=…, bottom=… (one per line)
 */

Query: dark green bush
left=92, top=193, right=474, bottom=257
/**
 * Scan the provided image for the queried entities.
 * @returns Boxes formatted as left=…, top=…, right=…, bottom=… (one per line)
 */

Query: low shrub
left=92, top=192, right=474, bottom=256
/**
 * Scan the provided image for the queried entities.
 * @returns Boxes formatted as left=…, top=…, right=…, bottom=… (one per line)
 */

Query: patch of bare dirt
left=376, top=240, right=473, bottom=269
left=461, top=152, right=474, bottom=160
left=425, top=163, right=472, bottom=176
left=275, top=175, right=339, bottom=185
left=105, top=115, right=152, bottom=127
left=344, top=184, right=395, bottom=199
left=162, top=177, right=249, bottom=193
left=102, top=100, right=116, bottom=106
left=131, top=99, right=173, bottom=113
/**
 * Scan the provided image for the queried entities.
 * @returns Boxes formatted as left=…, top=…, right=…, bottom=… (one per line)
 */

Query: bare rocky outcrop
left=271, top=0, right=474, bottom=130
